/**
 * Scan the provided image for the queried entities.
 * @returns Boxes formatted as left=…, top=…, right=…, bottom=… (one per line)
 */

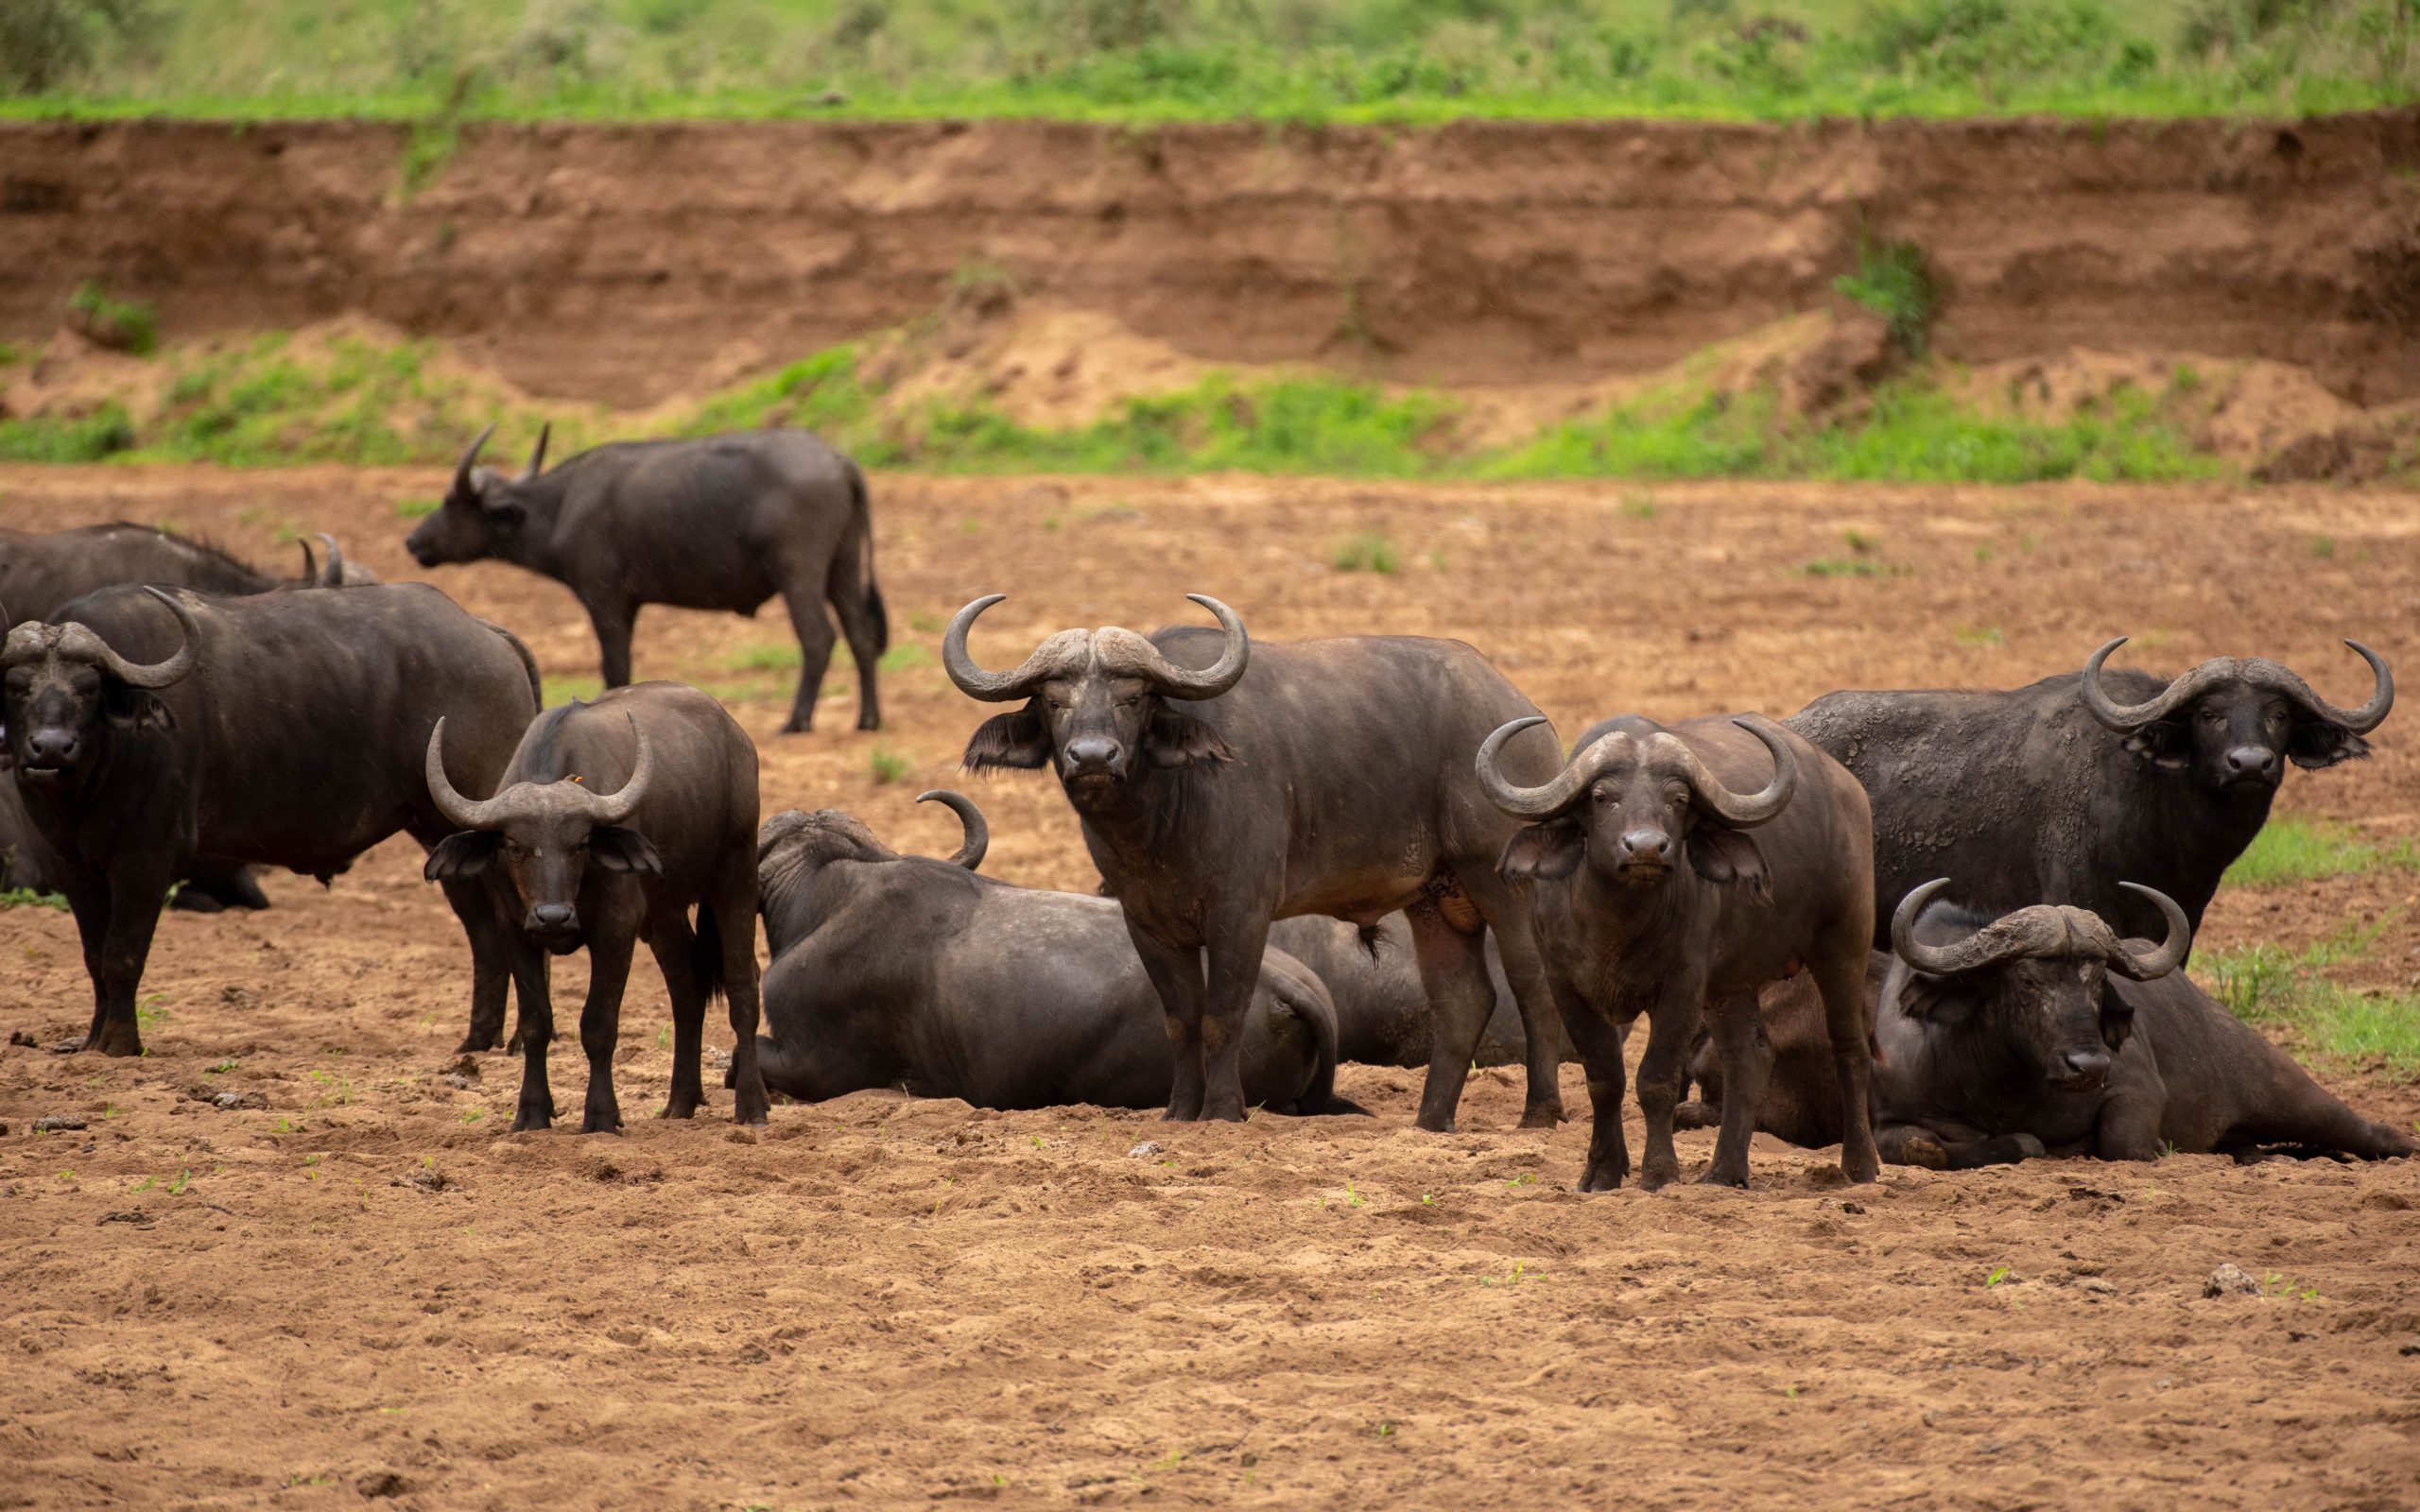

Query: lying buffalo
left=1479, top=713, right=1879, bottom=1190
left=424, top=683, right=768, bottom=1132
left=752, top=793, right=1351, bottom=1113
left=1684, top=881, right=2415, bottom=1166
left=945, top=594, right=1567, bottom=1130
left=1266, top=916, right=1536, bottom=1069
left=0, top=524, right=372, bottom=908
left=3, top=584, right=541, bottom=1057
left=406, top=426, right=886, bottom=734
left=1789, top=639, right=2394, bottom=950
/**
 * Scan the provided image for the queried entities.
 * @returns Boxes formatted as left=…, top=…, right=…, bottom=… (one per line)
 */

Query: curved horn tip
left=1889, top=878, right=1961, bottom=971
left=2113, top=881, right=2192, bottom=978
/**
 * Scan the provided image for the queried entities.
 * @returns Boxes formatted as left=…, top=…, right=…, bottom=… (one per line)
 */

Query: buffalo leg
left=78, top=869, right=172, bottom=1057
left=1198, top=916, right=1271, bottom=1124
left=1701, top=992, right=1772, bottom=1188
left=1405, top=898, right=1495, bottom=1134
left=1634, top=985, right=1705, bottom=1192
left=1557, top=985, right=1631, bottom=1193
left=822, top=559, right=885, bottom=732
left=1811, top=944, right=1882, bottom=1183
left=587, top=601, right=637, bottom=690
left=578, top=932, right=636, bottom=1134
left=441, top=874, right=515, bottom=1054
left=1128, top=929, right=1209, bottom=1121
left=1462, top=885, right=1566, bottom=1129
left=778, top=583, right=839, bottom=735
left=1878, top=1123, right=2045, bottom=1170
left=510, top=960, right=558, bottom=1133
left=715, top=877, right=770, bottom=1125
left=647, top=917, right=709, bottom=1120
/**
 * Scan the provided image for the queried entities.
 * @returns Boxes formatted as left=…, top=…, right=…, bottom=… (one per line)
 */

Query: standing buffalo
left=944, top=594, right=1568, bottom=1130
left=0, top=524, right=372, bottom=909
left=1789, top=639, right=2394, bottom=949
left=1478, top=713, right=1879, bottom=1190
left=1685, top=881, right=2416, bottom=1166
left=423, top=683, right=769, bottom=1133
left=751, top=793, right=1351, bottom=1112
left=405, top=426, right=886, bottom=734
left=2, top=584, right=542, bottom=1057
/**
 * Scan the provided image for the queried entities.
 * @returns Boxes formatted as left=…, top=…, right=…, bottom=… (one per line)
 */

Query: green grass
left=1834, top=236, right=1937, bottom=355
left=2223, top=816, right=2417, bottom=888
left=1331, top=529, right=1401, bottom=574
left=67, top=281, right=158, bottom=355
left=0, top=886, right=71, bottom=911
left=542, top=675, right=604, bottom=706
left=4, top=0, right=2411, bottom=125
left=869, top=745, right=911, bottom=784
left=2195, top=913, right=2420, bottom=1075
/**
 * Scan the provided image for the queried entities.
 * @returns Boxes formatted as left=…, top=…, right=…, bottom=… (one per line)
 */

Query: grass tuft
left=2224, top=817, right=2415, bottom=889
left=1330, top=529, right=1400, bottom=575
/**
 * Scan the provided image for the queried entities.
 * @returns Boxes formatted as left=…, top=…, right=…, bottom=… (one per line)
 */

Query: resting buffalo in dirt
left=2, top=584, right=541, bottom=1057
left=1267, top=915, right=1539, bottom=1069
left=1478, top=713, right=1879, bottom=1190
left=1789, top=639, right=2394, bottom=951
left=751, top=792, right=1352, bottom=1113
left=944, top=593, right=1567, bottom=1130
left=406, top=425, right=886, bottom=733
left=0, top=524, right=372, bottom=909
left=1683, top=881, right=2417, bottom=1167
left=424, top=683, right=768, bottom=1133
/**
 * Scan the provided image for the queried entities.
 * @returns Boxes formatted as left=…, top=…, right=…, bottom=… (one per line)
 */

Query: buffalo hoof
left=582, top=1110, right=624, bottom=1135
left=454, top=1031, right=501, bottom=1056
left=169, top=890, right=228, bottom=915
left=856, top=716, right=881, bottom=732
left=1518, top=1102, right=1564, bottom=1129
left=1637, top=1162, right=1682, bottom=1193
left=1577, top=1162, right=1626, bottom=1194
left=2013, top=1133, right=2048, bottom=1160
left=1841, top=1143, right=1883, bottom=1185
left=1411, top=1112, right=1458, bottom=1135
left=1897, top=1136, right=1949, bottom=1171
left=88, top=1028, right=143, bottom=1058
left=510, top=1108, right=551, bottom=1133
left=779, top=715, right=813, bottom=736
left=1697, top=1163, right=1752, bottom=1190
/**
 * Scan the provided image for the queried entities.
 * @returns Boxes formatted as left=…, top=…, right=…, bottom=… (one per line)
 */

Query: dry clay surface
left=2, top=467, right=2419, bottom=1509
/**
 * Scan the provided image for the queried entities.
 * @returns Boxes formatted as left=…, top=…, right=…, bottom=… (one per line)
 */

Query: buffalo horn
left=424, top=718, right=508, bottom=830
left=577, top=716, right=653, bottom=826
left=2252, top=641, right=2394, bottom=734
left=1474, top=716, right=1608, bottom=818
left=942, top=595, right=1059, bottom=702
left=916, top=789, right=989, bottom=870
left=312, top=533, right=346, bottom=588
left=2080, top=637, right=2394, bottom=735
left=523, top=422, right=551, bottom=481
left=453, top=421, right=497, bottom=497
left=1667, top=716, right=1797, bottom=828
left=87, top=587, right=199, bottom=690
left=2107, top=882, right=2191, bottom=980
left=1889, top=880, right=1996, bottom=976
left=1122, top=594, right=1250, bottom=700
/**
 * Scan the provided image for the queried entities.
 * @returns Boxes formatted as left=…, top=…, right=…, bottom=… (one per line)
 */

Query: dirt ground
left=3, top=465, right=2418, bottom=1510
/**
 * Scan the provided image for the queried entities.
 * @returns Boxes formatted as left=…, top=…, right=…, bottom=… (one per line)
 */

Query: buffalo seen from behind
left=750, top=792, right=1352, bottom=1114
left=406, top=425, right=887, bottom=734
left=424, top=683, right=769, bottom=1133
left=1479, top=713, right=1880, bottom=1190
left=1684, top=880, right=2415, bottom=1167
left=1790, top=638, right=2393, bottom=951
left=944, top=593, right=1571, bottom=1131
left=2, top=583, right=541, bottom=1057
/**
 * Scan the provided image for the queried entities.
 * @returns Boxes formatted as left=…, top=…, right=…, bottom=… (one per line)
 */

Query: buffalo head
left=758, top=791, right=986, bottom=949
left=1, top=587, right=197, bottom=783
left=1889, top=877, right=2190, bottom=1092
left=405, top=423, right=551, bottom=568
left=1478, top=714, right=1795, bottom=891
left=299, top=532, right=379, bottom=588
left=945, top=594, right=1247, bottom=788
left=2079, top=638, right=2391, bottom=799
left=422, top=712, right=656, bottom=951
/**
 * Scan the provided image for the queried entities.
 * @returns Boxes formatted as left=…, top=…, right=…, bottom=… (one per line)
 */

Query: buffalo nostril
left=2226, top=747, right=2277, bottom=776
left=1619, top=830, right=1672, bottom=863
left=530, top=903, right=577, bottom=931
left=1063, top=739, right=1121, bottom=776
left=2062, top=1050, right=2110, bottom=1080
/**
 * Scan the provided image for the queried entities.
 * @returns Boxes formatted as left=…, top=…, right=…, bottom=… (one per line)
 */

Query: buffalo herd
left=2, top=423, right=2411, bottom=1191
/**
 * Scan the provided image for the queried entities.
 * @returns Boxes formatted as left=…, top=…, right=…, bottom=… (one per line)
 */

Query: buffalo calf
left=424, top=683, right=768, bottom=1132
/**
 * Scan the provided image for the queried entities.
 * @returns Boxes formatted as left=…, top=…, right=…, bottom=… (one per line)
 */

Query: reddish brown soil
left=3, top=466, right=2418, bottom=1509
left=5, top=113, right=2418, bottom=407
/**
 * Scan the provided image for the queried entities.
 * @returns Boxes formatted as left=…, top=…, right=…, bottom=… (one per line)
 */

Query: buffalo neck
left=1548, top=861, right=1708, bottom=1013
left=496, top=481, right=575, bottom=580
left=2128, top=754, right=2273, bottom=925
left=1062, top=764, right=1199, bottom=885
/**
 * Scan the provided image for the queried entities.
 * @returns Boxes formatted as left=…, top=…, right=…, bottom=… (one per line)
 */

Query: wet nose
left=26, top=729, right=78, bottom=765
left=2060, top=1048, right=2111, bottom=1083
left=2224, top=746, right=2278, bottom=781
left=528, top=902, right=578, bottom=933
left=1618, top=829, right=1673, bottom=865
left=1063, top=737, right=1122, bottom=777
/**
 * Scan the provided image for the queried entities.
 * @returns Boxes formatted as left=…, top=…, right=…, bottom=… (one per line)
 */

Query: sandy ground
left=3, top=466, right=2418, bottom=1509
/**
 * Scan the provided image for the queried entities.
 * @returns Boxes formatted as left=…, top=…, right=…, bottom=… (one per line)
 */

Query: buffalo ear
left=1144, top=709, right=1236, bottom=767
left=2286, top=716, right=2369, bottom=770
left=590, top=826, right=663, bottom=875
left=103, top=689, right=174, bottom=731
left=2096, top=981, right=2138, bottom=1053
left=1497, top=822, right=1584, bottom=885
left=1687, top=825, right=1769, bottom=895
left=2122, top=718, right=2192, bottom=770
left=962, top=708, right=1053, bottom=771
left=478, top=486, right=526, bottom=531
left=424, top=831, right=501, bottom=881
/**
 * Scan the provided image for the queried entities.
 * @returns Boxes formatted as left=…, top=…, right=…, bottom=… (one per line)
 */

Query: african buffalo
left=944, top=594, right=1568, bottom=1130
left=1266, top=916, right=1536, bottom=1069
left=0, top=524, right=372, bottom=908
left=2, top=583, right=542, bottom=1057
left=1684, top=881, right=2416, bottom=1166
left=751, top=792, right=1352, bottom=1113
left=1789, top=639, right=2393, bottom=950
left=1478, top=713, right=1878, bottom=1190
left=405, top=426, right=886, bottom=733
left=423, top=682, right=768, bottom=1132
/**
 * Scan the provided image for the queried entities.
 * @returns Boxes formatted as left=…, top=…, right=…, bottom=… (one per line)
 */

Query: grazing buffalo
left=405, top=426, right=886, bottom=733
left=0, top=524, right=372, bottom=909
left=1789, top=639, right=2394, bottom=949
left=751, top=793, right=1352, bottom=1112
left=424, top=683, right=768, bottom=1133
left=1685, top=881, right=2416, bottom=1166
left=1478, top=713, right=1878, bottom=1190
left=944, top=594, right=1568, bottom=1130
left=1267, top=916, right=1537, bottom=1069
left=2, top=584, right=542, bottom=1057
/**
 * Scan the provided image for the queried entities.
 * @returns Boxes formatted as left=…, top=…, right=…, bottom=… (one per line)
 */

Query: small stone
left=8, top=1029, right=37, bottom=1048
left=439, top=1073, right=474, bottom=1091
left=1126, top=1141, right=1163, bottom=1160
left=32, top=1116, right=87, bottom=1133
left=2398, top=1338, right=2420, bottom=1357
left=212, top=1091, right=268, bottom=1111
left=2205, top=1263, right=2260, bottom=1297
left=2077, top=1277, right=2118, bottom=1296
left=706, top=1046, right=734, bottom=1071
left=727, top=1128, right=757, bottom=1145
left=1841, top=1201, right=1866, bottom=1215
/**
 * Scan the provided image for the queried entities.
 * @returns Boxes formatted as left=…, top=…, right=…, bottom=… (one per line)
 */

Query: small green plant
left=1619, top=494, right=1657, bottom=520
left=1953, top=625, right=2004, bottom=646
left=2308, top=536, right=2337, bottom=559
left=870, top=746, right=911, bottom=784
left=1502, top=1172, right=1535, bottom=1189
left=1371, top=1421, right=1395, bottom=1440
left=460, top=1108, right=484, bottom=1124
left=206, top=1057, right=237, bottom=1074
left=1478, top=1261, right=1532, bottom=1287
left=2224, top=817, right=2412, bottom=888
left=167, top=1169, right=191, bottom=1195
left=135, top=992, right=169, bottom=1027
left=724, top=642, right=802, bottom=674
left=1985, top=1265, right=2013, bottom=1287
left=878, top=644, right=934, bottom=672
left=395, top=497, right=441, bottom=518
left=1799, top=557, right=1904, bottom=579
left=1343, top=1178, right=1365, bottom=1209
left=1330, top=530, right=1400, bottom=575
left=1834, top=237, right=1938, bottom=356
left=0, top=887, right=70, bottom=911
left=68, top=281, right=158, bottom=355
left=1842, top=528, right=1879, bottom=555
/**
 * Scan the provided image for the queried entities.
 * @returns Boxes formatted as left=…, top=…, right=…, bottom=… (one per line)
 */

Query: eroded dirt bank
left=3, top=112, right=2417, bottom=408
